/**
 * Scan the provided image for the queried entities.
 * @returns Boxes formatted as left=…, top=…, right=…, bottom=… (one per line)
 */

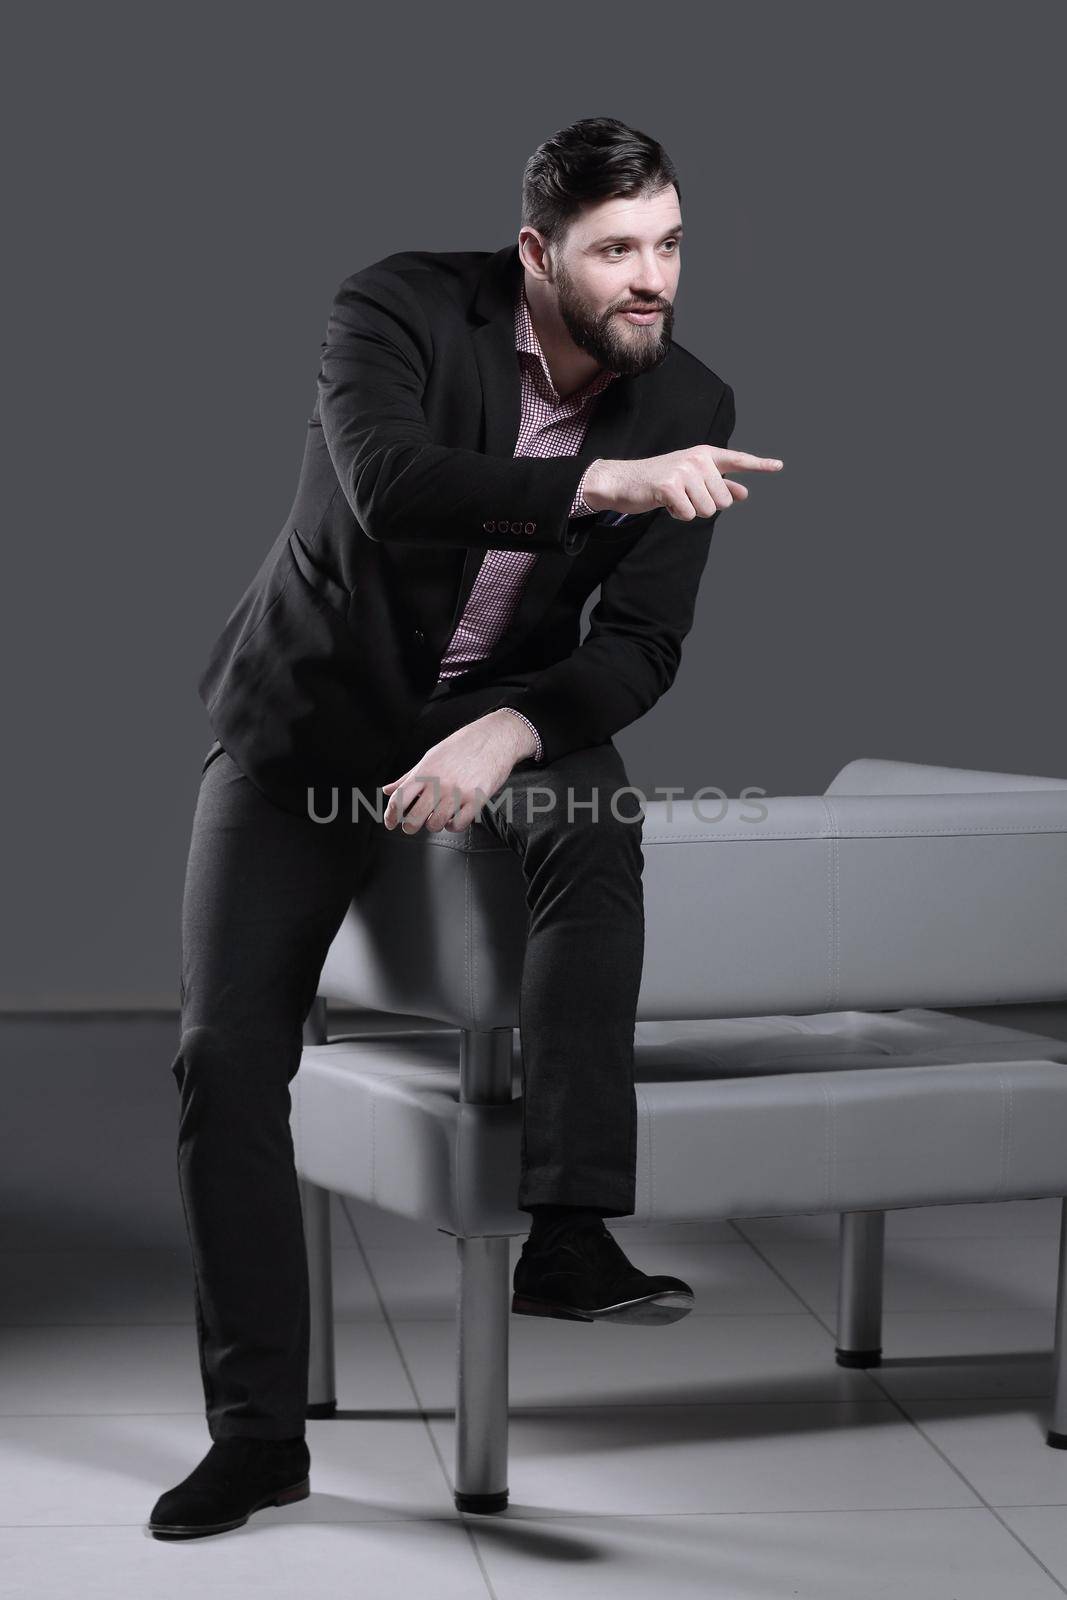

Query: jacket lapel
left=447, top=244, right=643, bottom=651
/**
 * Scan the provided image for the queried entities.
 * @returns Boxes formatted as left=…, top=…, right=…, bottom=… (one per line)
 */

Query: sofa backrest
left=826, top=757, right=1067, bottom=795
left=317, top=761, right=1067, bottom=1029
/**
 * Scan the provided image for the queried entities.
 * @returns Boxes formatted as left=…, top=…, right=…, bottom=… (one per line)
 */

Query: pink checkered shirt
left=434, top=281, right=619, bottom=761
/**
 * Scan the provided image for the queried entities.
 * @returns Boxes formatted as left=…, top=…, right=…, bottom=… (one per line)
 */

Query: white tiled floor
left=3, top=1017, right=1067, bottom=1596
left=4, top=1196, right=1067, bottom=1597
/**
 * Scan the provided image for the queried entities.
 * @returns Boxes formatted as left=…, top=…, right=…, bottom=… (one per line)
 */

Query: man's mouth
left=619, top=308, right=661, bottom=324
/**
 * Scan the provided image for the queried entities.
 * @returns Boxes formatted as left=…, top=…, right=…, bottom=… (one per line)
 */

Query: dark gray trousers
left=171, top=678, right=645, bottom=1439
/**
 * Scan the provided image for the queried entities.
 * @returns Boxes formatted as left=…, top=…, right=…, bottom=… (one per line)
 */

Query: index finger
left=715, top=450, right=784, bottom=472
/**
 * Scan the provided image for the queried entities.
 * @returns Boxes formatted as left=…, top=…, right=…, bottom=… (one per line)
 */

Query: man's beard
left=553, top=256, right=674, bottom=378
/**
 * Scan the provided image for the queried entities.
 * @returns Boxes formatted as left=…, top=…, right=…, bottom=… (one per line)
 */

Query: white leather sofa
left=289, top=757, right=1067, bottom=1513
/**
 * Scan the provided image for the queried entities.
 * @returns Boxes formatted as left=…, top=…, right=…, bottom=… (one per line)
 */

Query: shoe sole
left=146, top=1476, right=310, bottom=1540
left=512, top=1290, right=694, bottom=1325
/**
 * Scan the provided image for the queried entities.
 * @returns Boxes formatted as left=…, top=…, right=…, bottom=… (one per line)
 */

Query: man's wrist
left=575, top=458, right=611, bottom=514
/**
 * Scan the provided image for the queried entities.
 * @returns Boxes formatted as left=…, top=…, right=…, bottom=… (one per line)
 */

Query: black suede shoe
left=147, top=1436, right=311, bottom=1540
left=512, top=1217, right=694, bottom=1324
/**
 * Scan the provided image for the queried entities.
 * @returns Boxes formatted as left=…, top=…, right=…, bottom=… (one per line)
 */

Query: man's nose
left=629, top=266, right=669, bottom=298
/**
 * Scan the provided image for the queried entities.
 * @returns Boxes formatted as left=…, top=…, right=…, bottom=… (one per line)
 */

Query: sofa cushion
left=290, top=1005, right=1067, bottom=1236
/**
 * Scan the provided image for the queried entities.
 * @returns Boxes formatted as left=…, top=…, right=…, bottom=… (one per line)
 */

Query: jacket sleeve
left=317, top=264, right=598, bottom=555
left=485, top=382, right=737, bottom=766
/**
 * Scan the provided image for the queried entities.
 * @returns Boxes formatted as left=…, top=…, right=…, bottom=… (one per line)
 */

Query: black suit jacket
left=196, top=241, right=736, bottom=816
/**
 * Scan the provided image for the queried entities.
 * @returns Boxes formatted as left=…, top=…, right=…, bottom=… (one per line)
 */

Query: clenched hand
left=382, top=710, right=532, bottom=835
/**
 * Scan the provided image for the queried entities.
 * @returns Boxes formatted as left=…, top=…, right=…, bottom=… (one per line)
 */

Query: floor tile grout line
left=341, top=1197, right=1067, bottom=1590
left=730, top=1223, right=1067, bottom=1596
left=332, top=1201, right=362, bottom=1247
left=338, top=1309, right=1059, bottom=1322
left=339, top=1195, right=501, bottom=1600
left=342, top=1216, right=1063, bottom=1324
left=733, top=1228, right=1064, bottom=1241
left=724, top=1222, right=887, bottom=1363
left=4, top=1503, right=1067, bottom=1531
left=4, top=1312, right=1051, bottom=1327
left=863, top=1382, right=1067, bottom=1595
left=8, top=1217, right=1063, bottom=1577
left=0, top=1396, right=1060, bottom=1419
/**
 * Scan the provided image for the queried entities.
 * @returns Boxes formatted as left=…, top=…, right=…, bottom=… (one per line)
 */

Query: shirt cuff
left=569, top=461, right=599, bottom=519
left=498, top=706, right=542, bottom=762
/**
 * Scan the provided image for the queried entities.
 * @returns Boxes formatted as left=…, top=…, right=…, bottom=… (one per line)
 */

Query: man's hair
left=521, top=116, right=681, bottom=247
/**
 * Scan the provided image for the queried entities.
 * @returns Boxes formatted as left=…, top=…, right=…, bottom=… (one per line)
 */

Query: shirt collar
left=514, top=280, right=618, bottom=407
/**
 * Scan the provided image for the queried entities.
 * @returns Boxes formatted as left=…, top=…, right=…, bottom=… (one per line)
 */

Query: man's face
left=547, top=188, right=683, bottom=377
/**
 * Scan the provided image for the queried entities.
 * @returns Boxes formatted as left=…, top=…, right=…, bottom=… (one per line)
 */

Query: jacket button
left=510, top=520, right=522, bottom=534
left=525, top=521, right=536, bottom=534
left=483, top=519, right=496, bottom=532
left=413, top=628, right=425, bottom=643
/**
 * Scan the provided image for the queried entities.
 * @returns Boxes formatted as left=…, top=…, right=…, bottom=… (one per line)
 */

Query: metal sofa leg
left=835, top=1210, right=885, bottom=1367
left=300, top=997, right=337, bottom=1419
left=1049, top=1197, right=1067, bottom=1448
left=300, top=1177, right=337, bottom=1418
left=453, top=1027, right=513, bottom=1514
left=455, top=1233, right=511, bottom=1512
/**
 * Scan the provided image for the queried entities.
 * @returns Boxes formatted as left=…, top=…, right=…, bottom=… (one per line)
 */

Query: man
left=150, top=115, right=783, bottom=1540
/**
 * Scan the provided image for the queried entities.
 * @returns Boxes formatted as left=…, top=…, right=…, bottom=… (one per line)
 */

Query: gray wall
left=3, top=2, right=1062, bottom=1009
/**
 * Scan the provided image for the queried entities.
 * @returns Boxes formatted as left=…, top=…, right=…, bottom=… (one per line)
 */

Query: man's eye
left=606, top=241, right=680, bottom=258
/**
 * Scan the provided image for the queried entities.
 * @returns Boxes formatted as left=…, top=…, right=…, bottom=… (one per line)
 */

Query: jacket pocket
left=287, top=527, right=351, bottom=616
left=592, top=509, right=655, bottom=539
